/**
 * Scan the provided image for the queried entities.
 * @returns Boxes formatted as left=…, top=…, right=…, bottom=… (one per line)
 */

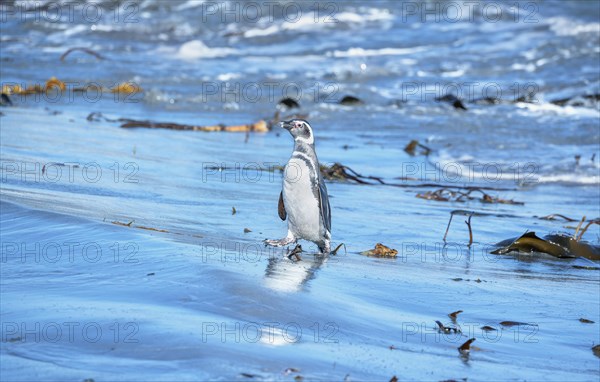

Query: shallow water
left=1, top=1, right=600, bottom=381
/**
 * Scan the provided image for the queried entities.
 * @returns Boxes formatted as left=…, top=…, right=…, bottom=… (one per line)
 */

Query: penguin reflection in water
left=265, top=119, right=332, bottom=255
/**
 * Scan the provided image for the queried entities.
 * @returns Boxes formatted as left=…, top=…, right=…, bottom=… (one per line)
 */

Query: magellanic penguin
left=265, top=119, right=332, bottom=255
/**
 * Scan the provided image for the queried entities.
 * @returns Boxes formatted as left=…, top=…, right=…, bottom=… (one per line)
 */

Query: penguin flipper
left=278, top=191, right=287, bottom=221
left=318, top=181, right=331, bottom=233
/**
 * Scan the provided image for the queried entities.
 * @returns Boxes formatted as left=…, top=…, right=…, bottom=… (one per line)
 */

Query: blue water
left=1, top=1, right=599, bottom=381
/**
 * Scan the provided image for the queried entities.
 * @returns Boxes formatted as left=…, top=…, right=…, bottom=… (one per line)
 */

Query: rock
left=339, top=95, right=363, bottom=106
left=435, top=94, right=467, bottom=110
left=278, top=97, right=300, bottom=109
left=0, top=93, right=12, bottom=106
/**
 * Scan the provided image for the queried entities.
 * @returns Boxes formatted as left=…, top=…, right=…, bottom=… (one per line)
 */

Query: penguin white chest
left=282, top=157, right=321, bottom=241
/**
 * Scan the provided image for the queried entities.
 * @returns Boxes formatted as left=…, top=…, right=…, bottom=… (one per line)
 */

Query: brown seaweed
left=458, top=338, right=476, bottom=354
left=448, top=310, right=463, bottom=321
left=3, top=77, right=67, bottom=95
left=360, top=243, right=398, bottom=257
left=320, top=163, right=385, bottom=184
left=404, top=140, right=432, bottom=156
left=492, top=232, right=600, bottom=260
left=435, top=320, right=460, bottom=334
left=110, top=220, right=202, bottom=238
left=111, top=82, right=142, bottom=94
left=119, top=118, right=269, bottom=133
left=416, top=188, right=523, bottom=205
left=499, top=321, right=536, bottom=327
left=87, top=112, right=269, bottom=133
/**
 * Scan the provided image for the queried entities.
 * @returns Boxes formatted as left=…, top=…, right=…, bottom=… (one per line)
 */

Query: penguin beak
left=280, top=120, right=293, bottom=130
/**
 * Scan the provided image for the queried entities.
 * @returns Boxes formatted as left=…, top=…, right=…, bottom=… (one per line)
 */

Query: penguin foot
left=264, top=237, right=297, bottom=247
left=318, top=242, right=331, bottom=256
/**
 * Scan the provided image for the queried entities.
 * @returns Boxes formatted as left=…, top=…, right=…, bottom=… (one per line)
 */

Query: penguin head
left=281, top=119, right=314, bottom=144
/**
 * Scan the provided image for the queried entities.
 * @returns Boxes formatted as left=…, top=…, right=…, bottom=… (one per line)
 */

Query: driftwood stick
left=60, top=47, right=104, bottom=61
left=331, top=243, right=346, bottom=256
left=539, top=214, right=577, bottom=222
left=573, top=216, right=586, bottom=239
left=465, top=214, right=474, bottom=247
left=443, top=213, right=454, bottom=242
left=577, top=220, right=599, bottom=241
